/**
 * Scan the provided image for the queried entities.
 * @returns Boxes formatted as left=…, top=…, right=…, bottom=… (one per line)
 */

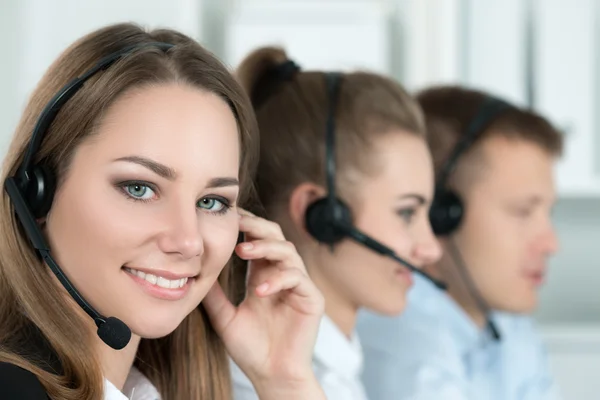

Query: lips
left=524, top=269, right=546, bottom=286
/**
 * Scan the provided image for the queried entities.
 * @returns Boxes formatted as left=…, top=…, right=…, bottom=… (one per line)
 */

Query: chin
left=129, top=313, right=190, bottom=339
left=500, top=291, right=538, bottom=315
left=366, top=295, right=407, bottom=316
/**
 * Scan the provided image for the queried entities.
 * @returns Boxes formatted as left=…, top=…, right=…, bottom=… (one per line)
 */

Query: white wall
left=0, top=1, right=23, bottom=157
left=0, top=0, right=204, bottom=160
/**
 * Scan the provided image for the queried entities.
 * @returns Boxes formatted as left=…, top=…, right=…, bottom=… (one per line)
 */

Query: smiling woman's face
left=45, top=83, right=241, bottom=338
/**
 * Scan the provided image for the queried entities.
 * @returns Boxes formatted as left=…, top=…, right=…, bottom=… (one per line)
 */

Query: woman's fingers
left=253, top=267, right=324, bottom=313
left=238, top=213, right=285, bottom=241
left=236, top=239, right=305, bottom=271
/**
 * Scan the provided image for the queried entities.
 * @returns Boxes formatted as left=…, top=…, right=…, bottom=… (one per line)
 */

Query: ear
left=288, top=182, right=326, bottom=238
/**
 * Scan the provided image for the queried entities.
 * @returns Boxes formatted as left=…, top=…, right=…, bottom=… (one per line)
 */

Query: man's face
left=448, top=134, right=559, bottom=314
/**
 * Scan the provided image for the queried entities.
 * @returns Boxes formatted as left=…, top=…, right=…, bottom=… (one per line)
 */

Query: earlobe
left=288, top=183, right=326, bottom=237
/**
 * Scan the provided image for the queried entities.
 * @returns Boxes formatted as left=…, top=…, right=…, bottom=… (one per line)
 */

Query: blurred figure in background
left=358, top=86, right=563, bottom=400
left=230, top=46, right=442, bottom=400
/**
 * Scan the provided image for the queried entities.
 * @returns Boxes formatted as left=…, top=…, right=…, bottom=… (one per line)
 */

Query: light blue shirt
left=356, top=275, right=562, bottom=400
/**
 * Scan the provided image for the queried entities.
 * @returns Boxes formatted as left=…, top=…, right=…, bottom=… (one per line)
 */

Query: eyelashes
left=396, top=207, right=417, bottom=224
left=122, top=181, right=157, bottom=201
left=196, top=196, right=231, bottom=215
left=116, top=180, right=233, bottom=215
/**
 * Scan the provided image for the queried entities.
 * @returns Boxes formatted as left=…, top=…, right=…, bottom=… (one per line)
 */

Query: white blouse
left=104, top=367, right=161, bottom=400
left=231, top=314, right=369, bottom=400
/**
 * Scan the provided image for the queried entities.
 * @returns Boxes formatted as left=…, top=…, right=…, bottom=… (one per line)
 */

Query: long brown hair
left=236, top=46, right=425, bottom=220
left=0, top=23, right=258, bottom=399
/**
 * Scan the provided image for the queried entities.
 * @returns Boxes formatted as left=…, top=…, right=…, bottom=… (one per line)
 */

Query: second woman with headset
left=230, top=47, right=442, bottom=399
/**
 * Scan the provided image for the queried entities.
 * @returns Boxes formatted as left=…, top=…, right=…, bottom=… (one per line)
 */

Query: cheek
left=355, top=210, right=413, bottom=256
left=49, top=186, right=116, bottom=263
left=47, top=182, right=159, bottom=282
left=461, top=214, right=526, bottom=285
left=334, top=243, right=411, bottom=310
left=197, top=214, right=239, bottom=277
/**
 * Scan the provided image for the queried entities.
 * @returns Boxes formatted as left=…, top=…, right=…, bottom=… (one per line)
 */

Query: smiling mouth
left=123, top=267, right=191, bottom=289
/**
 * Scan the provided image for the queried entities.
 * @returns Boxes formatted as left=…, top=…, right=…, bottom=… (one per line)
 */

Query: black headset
left=429, top=97, right=514, bottom=236
left=4, top=42, right=174, bottom=350
left=304, top=72, right=447, bottom=290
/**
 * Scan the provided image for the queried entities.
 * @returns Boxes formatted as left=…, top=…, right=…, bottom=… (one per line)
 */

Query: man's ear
left=288, top=182, right=326, bottom=239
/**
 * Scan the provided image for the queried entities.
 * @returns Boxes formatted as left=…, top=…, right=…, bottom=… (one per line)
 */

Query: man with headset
left=356, top=85, right=563, bottom=399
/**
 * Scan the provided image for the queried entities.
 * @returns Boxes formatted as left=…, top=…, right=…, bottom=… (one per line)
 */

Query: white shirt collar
left=104, top=378, right=129, bottom=400
left=313, top=314, right=364, bottom=380
left=104, top=367, right=161, bottom=400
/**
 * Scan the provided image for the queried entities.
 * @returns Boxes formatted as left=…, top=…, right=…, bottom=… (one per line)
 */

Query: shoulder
left=358, top=310, right=466, bottom=399
left=493, top=312, right=543, bottom=343
left=357, top=301, right=454, bottom=360
left=0, top=362, right=49, bottom=399
left=493, top=312, right=550, bottom=362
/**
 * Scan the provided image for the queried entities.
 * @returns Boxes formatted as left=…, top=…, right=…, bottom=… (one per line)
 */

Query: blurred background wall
left=1, top=1, right=598, bottom=398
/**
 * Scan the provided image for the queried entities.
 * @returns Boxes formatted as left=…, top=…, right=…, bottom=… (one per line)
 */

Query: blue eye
left=397, top=208, right=416, bottom=224
left=197, top=197, right=230, bottom=214
left=124, top=183, right=155, bottom=200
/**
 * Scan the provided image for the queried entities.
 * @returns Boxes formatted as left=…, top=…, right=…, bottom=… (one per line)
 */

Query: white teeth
left=157, top=277, right=170, bottom=288
left=125, top=267, right=188, bottom=289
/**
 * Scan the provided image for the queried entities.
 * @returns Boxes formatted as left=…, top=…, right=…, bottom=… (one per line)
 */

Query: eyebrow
left=519, top=195, right=551, bottom=206
left=114, top=155, right=239, bottom=187
left=398, top=194, right=427, bottom=205
left=115, top=156, right=177, bottom=180
left=207, top=177, right=239, bottom=188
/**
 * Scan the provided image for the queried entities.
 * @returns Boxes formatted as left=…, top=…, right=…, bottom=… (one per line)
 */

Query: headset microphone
left=303, top=71, right=447, bottom=291
left=341, top=224, right=447, bottom=290
left=4, top=42, right=174, bottom=350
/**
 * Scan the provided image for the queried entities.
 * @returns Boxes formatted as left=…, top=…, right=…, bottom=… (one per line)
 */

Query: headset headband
left=18, top=42, right=174, bottom=182
left=325, top=72, right=342, bottom=218
left=436, top=97, right=513, bottom=188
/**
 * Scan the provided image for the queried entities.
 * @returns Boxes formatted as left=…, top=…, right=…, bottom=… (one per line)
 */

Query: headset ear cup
left=305, top=197, right=352, bottom=245
left=429, top=189, right=464, bottom=236
left=26, top=165, right=56, bottom=219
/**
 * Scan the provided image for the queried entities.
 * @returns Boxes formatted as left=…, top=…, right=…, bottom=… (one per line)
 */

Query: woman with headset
left=0, top=24, right=326, bottom=399
left=229, top=47, right=442, bottom=399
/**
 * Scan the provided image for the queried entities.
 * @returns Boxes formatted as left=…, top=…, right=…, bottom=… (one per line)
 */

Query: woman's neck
left=92, top=326, right=141, bottom=390
left=306, top=263, right=358, bottom=339
left=325, top=299, right=357, bottom=339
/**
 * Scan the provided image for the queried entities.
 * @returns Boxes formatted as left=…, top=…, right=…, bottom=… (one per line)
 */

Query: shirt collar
left=104, top=379, right=129, bottom=400
left=409, top=274, right=497, bottom=357
left=313, top=314, right=364, bottom=380
left=105, top=366, right=161, bottom=400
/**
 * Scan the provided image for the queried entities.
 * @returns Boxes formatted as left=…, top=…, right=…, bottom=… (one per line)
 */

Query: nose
left=537, top=220, right=559, bottom=256
left=414, top=222, right=443, bottom=265
left=157, top=204, right=204, bottom=259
